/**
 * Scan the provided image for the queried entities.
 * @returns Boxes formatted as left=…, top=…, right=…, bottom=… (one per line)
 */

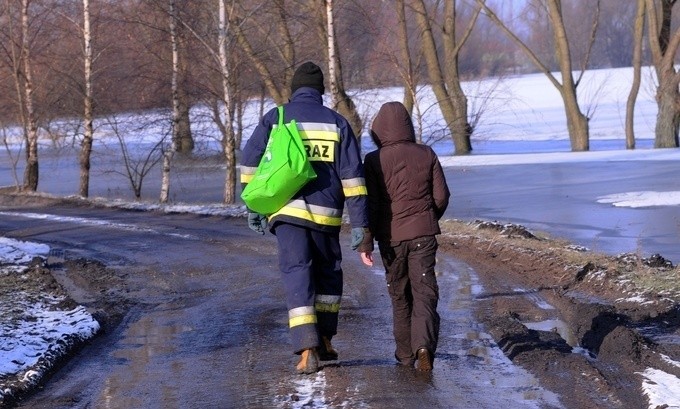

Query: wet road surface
left=0, top=205, right=562, bottom=408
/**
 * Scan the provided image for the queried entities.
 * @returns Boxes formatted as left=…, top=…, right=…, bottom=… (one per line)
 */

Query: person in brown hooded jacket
left=358, top=101, right=450, bottom=371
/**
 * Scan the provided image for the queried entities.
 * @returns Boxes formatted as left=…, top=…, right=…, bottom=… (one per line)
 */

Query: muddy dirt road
left=1, top=196, right=678, bottom=408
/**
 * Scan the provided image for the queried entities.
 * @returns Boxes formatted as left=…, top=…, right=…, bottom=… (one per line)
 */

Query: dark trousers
left=274, top=223, right=343, bottom=354
left=379, top=235, right=440, bottom=364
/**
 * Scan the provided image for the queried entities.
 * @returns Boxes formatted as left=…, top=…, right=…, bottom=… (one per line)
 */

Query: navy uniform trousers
left=274, top=223, right=343, bottom=354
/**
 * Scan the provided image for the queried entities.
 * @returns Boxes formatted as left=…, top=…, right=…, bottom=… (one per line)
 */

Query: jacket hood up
left=370, top=101, right=415, bottom=148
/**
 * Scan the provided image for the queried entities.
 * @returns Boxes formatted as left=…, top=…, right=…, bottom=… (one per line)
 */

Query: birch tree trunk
left=172, top=5, right=193, bottom=155
left=625, top=0, right=646, bottom=150
left=324, top=0, right=363, bottom=139
left=79, top=0, right=94, bottom=197
left=21, top=0, right=39, bottom=191
left=160, top=0, right=179, bottom=203
left=219, top=0, right=236, bottom=203
left=326, top=0, right=339, bottom=108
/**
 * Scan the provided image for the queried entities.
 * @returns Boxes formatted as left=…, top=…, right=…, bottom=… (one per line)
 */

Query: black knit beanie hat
left=291, top=61, right=325, bottom=95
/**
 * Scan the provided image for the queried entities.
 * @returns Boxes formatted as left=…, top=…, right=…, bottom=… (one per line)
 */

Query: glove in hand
left=350, top=227, right=365, bottom=250
left=248, top=212, right=268, bottom=235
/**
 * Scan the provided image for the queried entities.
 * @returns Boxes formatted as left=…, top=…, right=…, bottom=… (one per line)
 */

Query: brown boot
left=296, top=348, right=319, bottom=374
left=318, top=336, right=338, bottom=361
left=416, top=348, right=433, bottom=371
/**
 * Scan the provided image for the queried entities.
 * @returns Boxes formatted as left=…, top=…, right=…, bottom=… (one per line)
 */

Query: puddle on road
left=103, top=311, right=195, bottom=406
left=524, top=319, right=578, bottom=347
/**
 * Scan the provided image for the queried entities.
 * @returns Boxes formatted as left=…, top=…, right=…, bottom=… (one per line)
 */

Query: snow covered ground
left=2, top=65, right=680, bottom=407
left=0, top=238, right=100, bottom=404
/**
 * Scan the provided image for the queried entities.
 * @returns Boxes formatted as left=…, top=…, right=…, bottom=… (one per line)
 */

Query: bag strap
left=277, top=105, right=284, bottom=128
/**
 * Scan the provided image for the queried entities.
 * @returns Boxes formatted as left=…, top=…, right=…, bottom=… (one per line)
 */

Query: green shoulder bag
left=241, top=106, right=317, bottom=215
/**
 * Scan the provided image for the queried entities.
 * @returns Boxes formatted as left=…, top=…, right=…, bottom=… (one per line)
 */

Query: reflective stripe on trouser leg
left=315, top=293, right=341, bottom=340
left=275, top=223, right=319, bottom=353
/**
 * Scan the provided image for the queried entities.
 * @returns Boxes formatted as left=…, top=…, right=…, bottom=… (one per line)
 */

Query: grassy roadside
left=439, top=218, right=680, bottom=310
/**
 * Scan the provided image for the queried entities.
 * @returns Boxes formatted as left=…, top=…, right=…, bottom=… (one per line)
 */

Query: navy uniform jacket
left=240, top=87, right=369, bottom=233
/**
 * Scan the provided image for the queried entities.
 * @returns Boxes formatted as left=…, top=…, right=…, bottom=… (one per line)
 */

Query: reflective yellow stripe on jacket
left=240, top=165, right=258, bottom=184
left=299, top=122, right=340, bottom=162
left=270, top=199, right=343, bottom=227
left=341, top=177, right=367, bottom=197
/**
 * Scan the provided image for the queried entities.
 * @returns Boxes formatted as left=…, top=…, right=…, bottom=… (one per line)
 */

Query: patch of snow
left=0, top=237, right=49, bottom=265
left=616, top=295, right=648, bottom=304
left=0, top=300, right=99, bottom=375
left=638, top=368, right=680, bottom=409
left=661, top=354, right=680, bottom=369
left=0, top=239, right=100, bottom=404
left=274, top=372, right=362, bottom=409
left=597, top=191, right=680, bottom=208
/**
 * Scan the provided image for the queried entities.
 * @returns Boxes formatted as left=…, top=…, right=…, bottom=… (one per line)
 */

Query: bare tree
left=412, top=0, right=480, bottom=155
left=106, top=114, right=166, bottom=200
left=0, top=1, right=28, bottom=156
left=160, top=0, right=179, bottom=203
left=1, top=125, right=22, bottom=189
left=368, top=1, right=423, bottom=139
left=218, top=0, right=237, bottom=203
left=646, top=0, right=680, bottom=148
left=477, top=0, right=595, bottom=152
left=323, top=0, right=363, bottom=138
left=79, top=0, right=94, bottom=197
left=175, top=0, right=239, bottom=203
left=20, top=0, right=39, bottom=190
left=228, top=0, right=296, bottom=105
left=625, top=0, right=646, bottom=150
left=396, top=0, right=415, bottom=115
left=326, top=0, right=339, bottom=107
left=170, top=2, right=193, bottom=155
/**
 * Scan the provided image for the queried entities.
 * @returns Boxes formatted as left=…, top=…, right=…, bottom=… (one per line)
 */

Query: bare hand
left=360, top=251, right=373, bottom=266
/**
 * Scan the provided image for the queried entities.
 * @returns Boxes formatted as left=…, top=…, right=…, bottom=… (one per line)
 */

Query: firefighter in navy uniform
left=240, top=62, right=370, bottom=374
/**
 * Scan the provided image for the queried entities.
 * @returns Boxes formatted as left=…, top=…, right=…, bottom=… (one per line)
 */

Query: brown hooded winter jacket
left=362, top=101, right=450, bottom=249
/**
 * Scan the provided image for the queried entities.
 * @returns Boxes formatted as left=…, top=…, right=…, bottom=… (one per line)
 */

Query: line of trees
left=1, top=0, right=680, bottom=203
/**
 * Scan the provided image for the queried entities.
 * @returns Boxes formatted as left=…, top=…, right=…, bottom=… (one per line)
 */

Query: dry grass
left=439, top=218, right=680, bottom=304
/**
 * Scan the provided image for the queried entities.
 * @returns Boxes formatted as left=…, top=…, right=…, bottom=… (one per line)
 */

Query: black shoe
left=318, top=336, right=338, bottom=361
left=416, top=348, right=433, bottom=371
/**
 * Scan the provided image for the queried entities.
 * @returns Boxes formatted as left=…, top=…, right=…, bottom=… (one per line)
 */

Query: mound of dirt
left=440, top=219, right=680, bottom=408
